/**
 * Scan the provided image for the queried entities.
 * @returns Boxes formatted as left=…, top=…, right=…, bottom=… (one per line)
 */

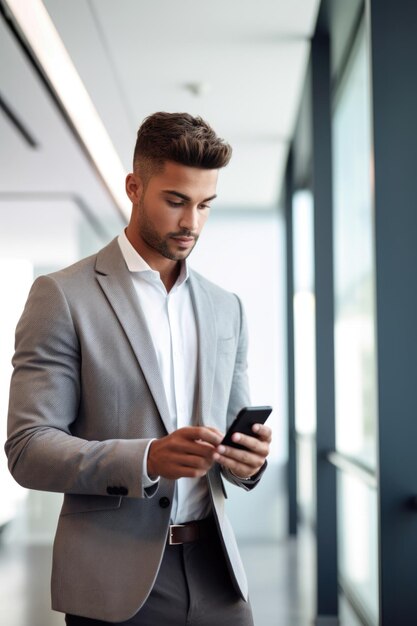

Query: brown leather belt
left=167, top=518, right=213, bottom=546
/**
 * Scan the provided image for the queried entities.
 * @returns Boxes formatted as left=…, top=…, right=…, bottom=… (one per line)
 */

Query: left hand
left=213, top=423, right=272, bottom=479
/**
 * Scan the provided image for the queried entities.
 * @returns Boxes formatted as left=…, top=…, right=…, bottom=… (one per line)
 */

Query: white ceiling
left=0, top=10, right=122, bottom=246
left=1, top=0, right=320, bottom=237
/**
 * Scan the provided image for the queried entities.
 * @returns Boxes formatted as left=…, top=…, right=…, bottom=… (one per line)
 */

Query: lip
left=172, top=237, right=195, bottom=247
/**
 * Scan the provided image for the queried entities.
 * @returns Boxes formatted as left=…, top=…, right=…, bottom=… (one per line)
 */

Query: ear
left=125, top=173, right=143, bottom=204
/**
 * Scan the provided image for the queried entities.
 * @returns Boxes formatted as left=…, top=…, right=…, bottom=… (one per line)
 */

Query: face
left=125, top=160, right=218, bottom=264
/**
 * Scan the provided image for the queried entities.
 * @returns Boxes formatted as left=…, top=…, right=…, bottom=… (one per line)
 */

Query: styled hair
left=133, top=112, right=232, bottom=179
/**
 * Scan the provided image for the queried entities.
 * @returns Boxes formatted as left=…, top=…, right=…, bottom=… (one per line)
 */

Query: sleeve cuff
left=229, top=470, right=253, bottom=481
left=142, top=439, right=160, bottom=488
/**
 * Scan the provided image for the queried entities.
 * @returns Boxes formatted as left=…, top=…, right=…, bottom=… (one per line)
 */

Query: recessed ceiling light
left=183, top=81, right=212, bottom=97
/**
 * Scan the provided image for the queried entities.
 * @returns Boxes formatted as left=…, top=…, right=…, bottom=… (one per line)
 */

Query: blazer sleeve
left=221, top=294, right=267, bottom=491
left=5, top=275, right=158, bottom=499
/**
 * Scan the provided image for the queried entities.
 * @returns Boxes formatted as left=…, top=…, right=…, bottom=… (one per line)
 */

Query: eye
left=167, top=200, right=184, bottom=208
left=199, top=204, right=211, bottom=210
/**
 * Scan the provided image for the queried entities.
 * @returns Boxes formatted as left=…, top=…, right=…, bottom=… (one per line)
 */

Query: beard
left=138, top=202, right=198, bottom=261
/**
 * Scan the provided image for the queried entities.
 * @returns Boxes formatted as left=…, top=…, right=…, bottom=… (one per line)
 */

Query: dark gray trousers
left=65, top=520, right=254, bottom=626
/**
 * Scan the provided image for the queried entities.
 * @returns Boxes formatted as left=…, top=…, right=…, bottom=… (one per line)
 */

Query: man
left=6, top=112, right=271, bottom=625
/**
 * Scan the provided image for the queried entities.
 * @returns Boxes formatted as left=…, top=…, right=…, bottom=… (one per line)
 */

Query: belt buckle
left=168, top=523, right=186, bottom=545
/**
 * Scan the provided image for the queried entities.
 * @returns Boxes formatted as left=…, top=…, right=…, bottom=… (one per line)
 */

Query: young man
left=6, top=112, right=271, bottom=625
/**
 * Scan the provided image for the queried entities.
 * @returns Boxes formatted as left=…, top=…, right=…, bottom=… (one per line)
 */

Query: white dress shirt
left=118, top=232, right=212, bottom=523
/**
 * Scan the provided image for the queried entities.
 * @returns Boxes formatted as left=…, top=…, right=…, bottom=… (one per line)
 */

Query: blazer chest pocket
left=217, top=336, right=236, bottom=355
left=60, top=493, right=123, bottom=516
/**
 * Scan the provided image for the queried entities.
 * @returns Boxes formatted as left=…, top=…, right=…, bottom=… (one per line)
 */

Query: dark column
left=369, top=0, right=417, bottom=623
left=284, top=149, right=297, bottom=536
left=311, top=31, right=339, bottom=625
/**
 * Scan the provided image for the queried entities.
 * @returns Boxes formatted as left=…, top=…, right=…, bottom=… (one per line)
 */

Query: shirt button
left=159, top=497, right=170, bottom=509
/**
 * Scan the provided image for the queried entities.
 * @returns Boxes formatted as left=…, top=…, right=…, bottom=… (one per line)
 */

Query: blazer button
left=119, top=487, right=128, bottom=496
left=159, top=497, right=170, bottom=508
left=107, top=486, right=115, bottom=495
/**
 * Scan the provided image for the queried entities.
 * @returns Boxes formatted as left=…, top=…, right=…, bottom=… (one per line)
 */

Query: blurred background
left=1, top=1, right=416, bottom=625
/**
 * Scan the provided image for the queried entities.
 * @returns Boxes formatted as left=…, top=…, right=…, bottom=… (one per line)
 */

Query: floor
left=241, top=530, right=315, bottom=625
left=0, top=528, right=361, bottom=626
left=0, top=542, right=62, bottom=626
left=0, top=529, right=316, bottom=626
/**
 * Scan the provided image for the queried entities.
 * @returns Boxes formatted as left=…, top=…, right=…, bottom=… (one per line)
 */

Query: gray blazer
left=5, top=238, right=264, bottom=622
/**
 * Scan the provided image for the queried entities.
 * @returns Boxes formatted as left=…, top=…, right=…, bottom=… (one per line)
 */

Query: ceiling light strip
left=3, top=0, right=130, bottom=221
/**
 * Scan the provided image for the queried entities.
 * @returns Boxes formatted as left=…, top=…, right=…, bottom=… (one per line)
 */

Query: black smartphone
left=222, top=406, right=272, bottom=450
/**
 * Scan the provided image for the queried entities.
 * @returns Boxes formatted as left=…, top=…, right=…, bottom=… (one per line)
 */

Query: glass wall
left=337, top=473, right=378, bottom=624
left=332, top=22, right=377, bottom=470
left=332, top=19, right=378, bottom=623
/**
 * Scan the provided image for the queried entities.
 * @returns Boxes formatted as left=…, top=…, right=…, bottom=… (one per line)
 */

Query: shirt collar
left=117, top=230, right=189, bottom=287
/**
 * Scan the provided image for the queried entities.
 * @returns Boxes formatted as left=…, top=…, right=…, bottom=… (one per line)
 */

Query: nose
left=178, top=207, right=199, bottom=233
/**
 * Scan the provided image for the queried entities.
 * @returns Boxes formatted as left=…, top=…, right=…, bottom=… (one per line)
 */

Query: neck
left=124, top=226, right=181, bottom=292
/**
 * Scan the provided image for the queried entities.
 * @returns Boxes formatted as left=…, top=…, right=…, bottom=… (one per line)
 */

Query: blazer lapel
left=188, top=271, right=217, bottom=426
left=94, top=239, right=173, bottom=434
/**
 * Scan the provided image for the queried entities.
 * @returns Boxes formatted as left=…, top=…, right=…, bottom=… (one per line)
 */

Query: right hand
left=147, top=426, right=224, bottom=480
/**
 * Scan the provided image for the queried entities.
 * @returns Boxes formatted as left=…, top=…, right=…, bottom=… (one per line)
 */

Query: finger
left=251, top=423, right=272, bottom=442
left=178, top=453, right=215, bottom=471
left=213, top=451, right=262, bottom=477
left=213, top=445, right=264, bottom=470
left=167, top=449, right=216, bottom=470
left=179, top=426, right=224, bottom=446
left=228, top=432, right=270, bottom=455
left=171, top=438, right=218, bottom=460
left=195, top=440, right=216, bottom=449
left=206, top=426, right=224, bottom=438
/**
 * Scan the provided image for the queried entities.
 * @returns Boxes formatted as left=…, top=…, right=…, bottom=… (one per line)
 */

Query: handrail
left=327, top=450, right=377, bottom=489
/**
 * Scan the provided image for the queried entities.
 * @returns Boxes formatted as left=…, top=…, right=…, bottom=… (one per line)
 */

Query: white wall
left=191, top=209, right=287, bottom=464
left=191, top=209, right=288, bottom=541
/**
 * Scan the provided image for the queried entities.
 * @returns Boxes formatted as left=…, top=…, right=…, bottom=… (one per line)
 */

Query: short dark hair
left=133, top=112, right=232, bottom=179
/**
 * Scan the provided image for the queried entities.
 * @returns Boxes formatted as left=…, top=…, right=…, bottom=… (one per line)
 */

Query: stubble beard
left=138, top=203, right=198, bottom=261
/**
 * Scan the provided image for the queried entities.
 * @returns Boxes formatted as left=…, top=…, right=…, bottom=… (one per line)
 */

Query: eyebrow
left=162, top=189, right=217, bottom=203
